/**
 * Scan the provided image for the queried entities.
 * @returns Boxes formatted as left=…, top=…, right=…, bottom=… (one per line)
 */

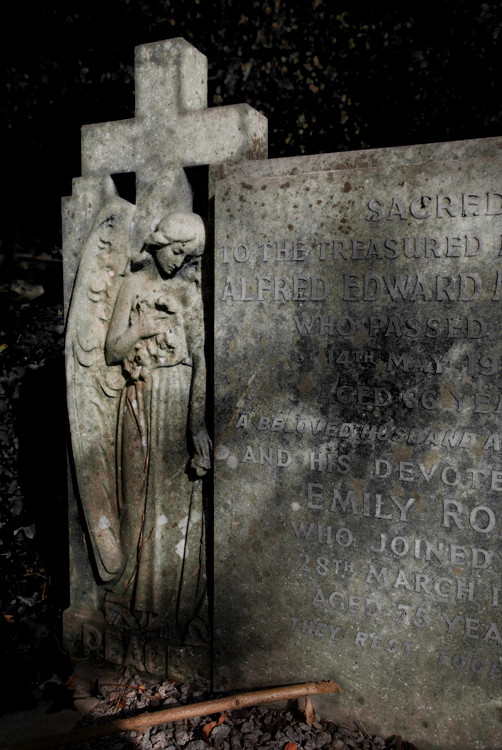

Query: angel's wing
left=66, top=197, right=135, bottom=582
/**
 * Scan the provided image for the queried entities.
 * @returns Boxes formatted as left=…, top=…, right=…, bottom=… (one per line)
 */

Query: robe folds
left=106, top=280, right=207, bottom=642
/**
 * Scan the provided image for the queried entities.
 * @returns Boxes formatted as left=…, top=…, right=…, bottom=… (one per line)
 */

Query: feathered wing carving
left=66, top=198, right=135, bottom=582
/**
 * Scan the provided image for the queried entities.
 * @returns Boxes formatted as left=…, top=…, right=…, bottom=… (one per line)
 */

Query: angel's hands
left=192, top=427, right=212, bottom=464
left=136, top=315, right=166, bottom=340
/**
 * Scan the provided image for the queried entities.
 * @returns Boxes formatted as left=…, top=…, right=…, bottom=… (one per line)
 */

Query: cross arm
left=81, top=118, right=142, bottom=176
left=177, top=104, right=267, bottom=166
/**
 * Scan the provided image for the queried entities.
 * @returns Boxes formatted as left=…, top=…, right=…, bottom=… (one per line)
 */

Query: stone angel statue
left=66, top=201, right=211, bottom=643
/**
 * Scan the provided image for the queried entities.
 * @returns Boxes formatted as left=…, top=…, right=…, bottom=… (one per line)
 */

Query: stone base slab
left=63, top=606, right=210, bottom=687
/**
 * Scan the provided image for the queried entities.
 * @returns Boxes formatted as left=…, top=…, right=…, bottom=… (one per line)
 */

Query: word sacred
left=365, top=192, right=502, bottom=221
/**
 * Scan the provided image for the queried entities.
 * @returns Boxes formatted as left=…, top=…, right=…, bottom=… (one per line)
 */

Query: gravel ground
left=68, top=674, right=418, bottom=750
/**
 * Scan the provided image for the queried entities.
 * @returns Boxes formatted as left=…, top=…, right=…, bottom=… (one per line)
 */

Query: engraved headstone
left=63, top=38, right=267, bottom=683
left=213, top=141, right=502, bottom=749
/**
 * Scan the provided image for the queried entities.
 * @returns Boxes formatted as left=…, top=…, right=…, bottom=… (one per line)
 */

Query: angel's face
left=152, top=216, right=199, bottom=276
left=155, top=240, right=191, bottom=276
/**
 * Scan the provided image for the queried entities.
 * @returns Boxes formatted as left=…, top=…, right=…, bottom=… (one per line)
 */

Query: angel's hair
left=146, top=211, right=205, bottom=256
left=131, top=211, right=205, bottom=271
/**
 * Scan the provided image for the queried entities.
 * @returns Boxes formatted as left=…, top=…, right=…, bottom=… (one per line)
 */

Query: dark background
left=2, top=0, right=502, bottom=711
left=4, top=1, right=502, bottom=263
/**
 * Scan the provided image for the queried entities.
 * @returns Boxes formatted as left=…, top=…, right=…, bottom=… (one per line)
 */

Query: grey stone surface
left=213, top=143, right=502, bottom=749
left=63, top=37, right=267, bottom=678
left=218, top=134, right=502, bottom=185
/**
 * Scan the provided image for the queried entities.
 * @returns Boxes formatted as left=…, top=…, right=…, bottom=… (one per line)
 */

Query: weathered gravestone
left=63, top=38, right=266, bottom=684
left=213, top=141, right=502, bottom=749
left=64, top=36, right=502, bottom=748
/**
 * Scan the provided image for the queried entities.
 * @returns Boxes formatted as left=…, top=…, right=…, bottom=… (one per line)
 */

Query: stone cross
left=80, top=38, right=267, bottom=245
left=63, top=37, right=267, bottom=301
